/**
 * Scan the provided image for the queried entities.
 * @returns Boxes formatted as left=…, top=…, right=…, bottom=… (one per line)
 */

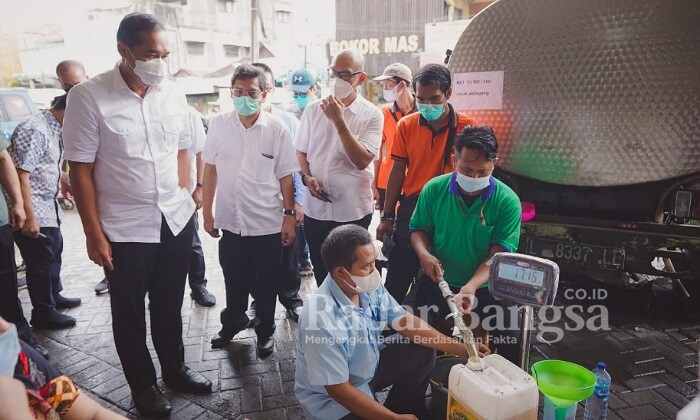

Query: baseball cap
left=373, top=63, right=412, bottom=83
left=289, top=69, right=314, bottom=93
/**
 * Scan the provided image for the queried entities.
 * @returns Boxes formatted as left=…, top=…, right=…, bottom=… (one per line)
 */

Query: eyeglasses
left=327, top=68, right=363, bottom=81
left=292, top=92, right=309, bottom=98
left=231, top=87, right=263, bottom=99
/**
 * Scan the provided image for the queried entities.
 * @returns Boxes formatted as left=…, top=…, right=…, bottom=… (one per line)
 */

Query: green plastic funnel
left=531, top=360, right=596, bottom=419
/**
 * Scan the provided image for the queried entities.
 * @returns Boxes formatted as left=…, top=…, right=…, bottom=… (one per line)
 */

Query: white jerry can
left=447, top=354, right=539, bottom=420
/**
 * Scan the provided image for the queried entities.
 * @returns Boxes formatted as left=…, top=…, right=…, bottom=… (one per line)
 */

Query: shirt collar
left=326, top=274, right=369, bottom=315
left=418, top=103, right=454, bottom=135
left=391, top=95, right=418, bottom=117
left=41, top=109, right=61, bottom=131
left=233, top=109, right=269, bottom=129
left=346, top=95, right=363, bottom=115
left=449, top=172, right=498, bottom=201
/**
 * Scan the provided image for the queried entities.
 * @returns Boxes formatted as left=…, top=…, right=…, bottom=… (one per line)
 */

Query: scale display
left=489, top=253, right=560, bottom=307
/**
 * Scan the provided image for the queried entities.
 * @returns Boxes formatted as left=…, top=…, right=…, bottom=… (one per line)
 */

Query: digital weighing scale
left=488, top=252, right=560, bottom=370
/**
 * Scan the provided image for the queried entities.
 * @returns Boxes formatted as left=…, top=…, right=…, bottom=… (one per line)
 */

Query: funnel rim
left=531, top=359, right=597, bottom=391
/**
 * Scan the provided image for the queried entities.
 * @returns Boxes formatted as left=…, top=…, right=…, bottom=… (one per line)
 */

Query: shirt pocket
left=156, top=116, right=185, bottom=153
left=104, top=116, right=141, bottom=157
left=242, top=151, right=276, bottom=184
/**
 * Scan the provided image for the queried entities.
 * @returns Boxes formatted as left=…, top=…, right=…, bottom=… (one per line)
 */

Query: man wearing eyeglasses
left=295, top=50, right=384, bottom=286
left=288, top=68, right=318, bottom=120
left=202, top=64, right=299, bottom=358
left=408, top=126, right=523, bottom=363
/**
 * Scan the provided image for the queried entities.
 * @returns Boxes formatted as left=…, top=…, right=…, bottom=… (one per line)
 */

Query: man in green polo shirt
left=408, top=125, right=522, bottom=363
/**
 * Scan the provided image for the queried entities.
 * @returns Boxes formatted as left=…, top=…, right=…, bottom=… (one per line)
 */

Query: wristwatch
left=380, top=211, right=395, bottom=221
left=283, top=209, right=296, bottom=217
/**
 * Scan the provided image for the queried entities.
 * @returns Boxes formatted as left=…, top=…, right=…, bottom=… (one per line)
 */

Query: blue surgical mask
left=417, top=103, right=446, bottom=121
left=233, top=97, right=260, bottom=116
left=0, top=324, right=20, bottom=376
left=294, top=94, right=312, bottom=109
left=456, top=173, right=491, bottom=193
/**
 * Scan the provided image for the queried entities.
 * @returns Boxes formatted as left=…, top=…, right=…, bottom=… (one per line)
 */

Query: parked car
left=0, top=88, right=38, bottom=141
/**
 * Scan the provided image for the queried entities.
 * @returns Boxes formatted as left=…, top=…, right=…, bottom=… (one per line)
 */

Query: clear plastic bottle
left=583, top=362, right=611, bottom=419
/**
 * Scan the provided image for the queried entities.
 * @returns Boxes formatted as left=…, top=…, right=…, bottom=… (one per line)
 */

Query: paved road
left=17, top=210, right=699, bottom=419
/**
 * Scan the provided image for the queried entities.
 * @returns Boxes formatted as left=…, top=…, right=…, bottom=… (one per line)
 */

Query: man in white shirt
left=63, top=13, right=212, bottom=418
left=202, top=64, right=298, bottom=358
left=296, top=49, right=383, bottom=286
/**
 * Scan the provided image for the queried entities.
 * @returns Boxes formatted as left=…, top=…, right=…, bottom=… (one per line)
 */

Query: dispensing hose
left=437, top=276, right=483, bottom=370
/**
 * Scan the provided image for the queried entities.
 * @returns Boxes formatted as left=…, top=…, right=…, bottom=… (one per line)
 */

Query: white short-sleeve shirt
left=187, top=106, right=207, bottom=193
left=295, top=96, right=383, bottom=222
left=202, top=110, right=299, bottom=236
left=63, top=64, right=195, bottom=243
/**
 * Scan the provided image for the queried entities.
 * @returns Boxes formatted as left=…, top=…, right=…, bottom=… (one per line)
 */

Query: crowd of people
left=0, top=11, right=523, bottom=420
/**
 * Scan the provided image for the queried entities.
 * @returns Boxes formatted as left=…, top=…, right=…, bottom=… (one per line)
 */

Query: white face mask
left=456, top=173, right=491, bottom=193
left=0, top=324, right=20, bottom=376
left=383, top=86, right=399, bottom=103
left=330, top=77, right=356, bottom=99
left=342, top=268, right=382, bottom=294
left=128, top=49, right=168, bottom=86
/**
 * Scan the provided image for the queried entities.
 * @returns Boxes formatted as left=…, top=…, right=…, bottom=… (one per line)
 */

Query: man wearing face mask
left=202, top=64, right=298, bottom=356
left=376, top=63, right=479, bottom=304
left=296, top=50, right=384, bottom=286
left=63, top=13, right=212, bottom=417
left=372, top=63, right=416, bottom=213
left=295, top=225, right=490, bottom=420
left=288, top=68, right=317, bottom=120
left=408, top=126, right=522, bottom=363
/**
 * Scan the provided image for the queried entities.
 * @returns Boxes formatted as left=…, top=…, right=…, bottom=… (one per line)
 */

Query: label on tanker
left=450, top=71, right=504, bottom=111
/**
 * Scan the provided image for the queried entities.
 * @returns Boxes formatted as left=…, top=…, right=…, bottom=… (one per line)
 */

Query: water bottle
left=583, top=362, right=611, bottom=419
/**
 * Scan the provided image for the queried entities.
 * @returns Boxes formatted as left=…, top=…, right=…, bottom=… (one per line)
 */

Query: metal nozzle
left=437, top=277, right=481, bottom=365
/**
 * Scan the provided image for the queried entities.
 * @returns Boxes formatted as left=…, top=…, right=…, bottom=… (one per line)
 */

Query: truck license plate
left=526, top=238, right=625, bottom=270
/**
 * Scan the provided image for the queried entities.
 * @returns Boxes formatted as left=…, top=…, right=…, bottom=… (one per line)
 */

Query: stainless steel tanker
left=448, top=0, right=700, bottom=314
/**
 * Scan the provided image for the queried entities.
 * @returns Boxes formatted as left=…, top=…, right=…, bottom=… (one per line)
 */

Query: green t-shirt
left=409, top=173, right=522, bottom=289
left=0, top=134, right=10, bottom=226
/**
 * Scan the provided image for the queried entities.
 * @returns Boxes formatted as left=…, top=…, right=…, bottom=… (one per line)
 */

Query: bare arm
left=64, top=392, right=127, bottom=420
left=177, top=149, right=190, bottom=190
left=69, top=161, right=113, bottom=270
left=411, top=230, right=443, bottom=282
left=16, top=170, right=39, bottom=238
left=202, top=163, right=218, bottom=237
left=337, top=126, right=375, bottom=170
left=454, top=245, right=506, bottom=313
left=296, top=150, right=330, bottom=203
left=279, top=174, right=296, bottom=246
left=383, top=160, right=406, bottom=216
left=0, top=150, right=25, bottom=229
left=191, top=152, right=204, bottom=209
left=325, top=382, right=412, bottom=420
left=392, top=312, right=490, bottom=357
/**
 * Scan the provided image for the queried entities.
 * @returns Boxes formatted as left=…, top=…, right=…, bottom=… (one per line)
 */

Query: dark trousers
left=106, top=215, right=194, bottom=391
left=384, top=196, right=421, bottom=303
left=0, top=225, right=32, bottom=341
left=304, top=213, right=373, bottom=286
left=404, top=276, right=521, bottom=364
left=219, top=231, right=281, bottom=340
left=341, top=342, right=435, bottom=419
left=188, top=212, right=207, bottom=290
left=250, top=225, right=303, bottom=310
left=297, top=223, right=310, bottom=265
left=13, top=227, right=64, bottom=314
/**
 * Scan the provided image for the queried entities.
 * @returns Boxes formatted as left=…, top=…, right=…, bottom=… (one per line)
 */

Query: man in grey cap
left=287, top=68, right=317, bottom=120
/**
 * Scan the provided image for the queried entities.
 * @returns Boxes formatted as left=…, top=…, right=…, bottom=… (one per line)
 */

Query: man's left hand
left=192, top=186, right=203, bottom=210
left=320, top=96, right=346, bottom=127
left=453, top=284, right=477, bottom=314
left=281, top=216, right=296, bottom=246
left=60, top=181, right=73, bottom=200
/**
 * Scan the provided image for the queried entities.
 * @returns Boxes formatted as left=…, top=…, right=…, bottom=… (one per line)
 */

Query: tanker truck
left=447, top=0, right=700, bottom=315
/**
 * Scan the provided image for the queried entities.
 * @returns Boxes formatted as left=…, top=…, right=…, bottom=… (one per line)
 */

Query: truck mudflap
left=519, top=215, right=700, bottom=285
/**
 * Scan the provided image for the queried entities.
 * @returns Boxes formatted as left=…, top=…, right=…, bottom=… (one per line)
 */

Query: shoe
left=257, top=336, right=274, bottom=358
left=163, top=365, right=212, bottom=395
left=191, top=286, right=216, bottom=307
left=94, top=278, right=109, bottom=295
left=286, top=306, right=303, bottom=323
left=17, top=275, right=27, bottom=290
left=133, top=385, right=172, bottom=418
left=211, top=332, right=235, bottom=349
left=54, top=294, right=81, bottom=309
left=30, top=310, right=76, bottom=330
left=25, top=335, right=49, bottom=359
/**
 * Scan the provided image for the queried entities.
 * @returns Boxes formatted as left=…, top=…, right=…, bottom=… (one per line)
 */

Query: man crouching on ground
left=295, top=224, right=489, bottom=419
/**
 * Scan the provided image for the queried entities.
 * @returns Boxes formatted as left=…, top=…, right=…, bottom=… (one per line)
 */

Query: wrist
left=195, top=182, right=203, bottom=188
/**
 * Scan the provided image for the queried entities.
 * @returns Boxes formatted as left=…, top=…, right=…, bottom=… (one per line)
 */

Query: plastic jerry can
left=447, top=354, right=538, bottom=420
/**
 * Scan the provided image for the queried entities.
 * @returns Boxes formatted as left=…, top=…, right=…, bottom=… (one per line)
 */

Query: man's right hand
left=305, top=176, right=331, bottom=203
left=9, top=204, right=26, bottom=231
left=21, top=216, right=40, bottom=239
left=204, top=214, right=219, bottom=238
left=376, top=219, right=393, bottom=241
left=86, top=232, right=113, bottom=271
left=418, top=251, right=443, bottom=282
